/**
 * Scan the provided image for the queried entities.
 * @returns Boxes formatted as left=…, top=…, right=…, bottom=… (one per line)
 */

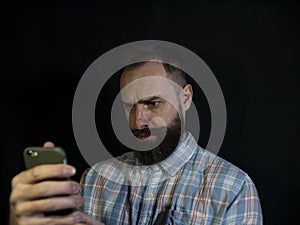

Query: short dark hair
left=120, top=61, right=187, bottom=88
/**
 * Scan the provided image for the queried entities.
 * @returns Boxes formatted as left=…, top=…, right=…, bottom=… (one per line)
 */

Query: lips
left=137, top=133, right=150, bottom=139
left=132, top=127, right=166, bottom=141
left=132, top=128, right=151, bottom=139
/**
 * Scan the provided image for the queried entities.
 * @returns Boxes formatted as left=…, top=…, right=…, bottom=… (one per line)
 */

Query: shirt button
left=147, top=193, right=154, bottom=198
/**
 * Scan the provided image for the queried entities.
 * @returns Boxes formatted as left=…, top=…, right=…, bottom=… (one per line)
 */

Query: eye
left=146, top=101, right=162, bottom=109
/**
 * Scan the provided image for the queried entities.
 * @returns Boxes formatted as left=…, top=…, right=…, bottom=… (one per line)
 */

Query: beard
left=131, top=113, right=181, bottom=165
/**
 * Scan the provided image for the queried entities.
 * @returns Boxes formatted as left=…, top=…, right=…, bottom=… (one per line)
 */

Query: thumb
left=76, top=213, right=105, bottom=225
left=43, top=141, right=55, bottom=147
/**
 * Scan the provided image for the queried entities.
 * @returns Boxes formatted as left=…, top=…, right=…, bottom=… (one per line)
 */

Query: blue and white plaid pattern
left=80, top=133, right=262, bottom=224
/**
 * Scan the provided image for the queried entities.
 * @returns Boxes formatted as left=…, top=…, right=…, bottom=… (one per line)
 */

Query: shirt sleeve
left=78, top=168, right=90, bottom=212
left=222, top=175, right=263, bottom=225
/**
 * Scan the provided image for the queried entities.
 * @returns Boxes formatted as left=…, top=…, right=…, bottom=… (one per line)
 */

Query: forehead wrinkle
left=122, top=95, right=166, bottom=105
left=121, top=89, right=167, bottom=104
left=120, top=76, right=179, bottom=106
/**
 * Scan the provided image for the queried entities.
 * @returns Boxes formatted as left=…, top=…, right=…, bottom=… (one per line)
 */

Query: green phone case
left=23, top=146, right=74, bottom=216
left=23, top=147, right=67, bottom=169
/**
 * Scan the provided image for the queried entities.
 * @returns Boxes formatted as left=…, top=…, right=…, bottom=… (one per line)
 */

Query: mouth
left=132, top=128, right=151, bottom=139
left=133, top=130, right=157, bottom=141
left=136, top=132, right=158, bottom=140
left=137, top=135, right=158, bottom=141
left=136, top=134, right=150, bottom=139
left=132, top=127, right=165, bottom=141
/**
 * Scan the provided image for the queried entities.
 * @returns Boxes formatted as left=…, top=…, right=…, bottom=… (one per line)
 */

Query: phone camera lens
left=27, top=150, right=38, bottom=157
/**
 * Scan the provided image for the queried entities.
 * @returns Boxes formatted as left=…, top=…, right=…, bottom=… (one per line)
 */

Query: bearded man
left=9, top=61, right=262, bottom=225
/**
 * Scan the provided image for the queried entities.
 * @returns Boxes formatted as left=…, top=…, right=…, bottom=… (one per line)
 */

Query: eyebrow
left=122, top=96, right=164, bottom=105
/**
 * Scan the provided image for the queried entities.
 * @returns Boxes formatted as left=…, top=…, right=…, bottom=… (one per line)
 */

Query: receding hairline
left=119, top=61, right=187, bottom=88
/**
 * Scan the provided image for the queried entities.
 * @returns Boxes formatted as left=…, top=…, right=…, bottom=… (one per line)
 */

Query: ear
left=180, top=84, right=193, bottom=111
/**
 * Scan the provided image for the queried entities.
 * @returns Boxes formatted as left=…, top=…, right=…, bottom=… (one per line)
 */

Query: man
left=9, top=61, right=262, bottom=224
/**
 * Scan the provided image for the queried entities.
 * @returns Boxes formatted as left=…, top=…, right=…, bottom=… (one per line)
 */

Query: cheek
left=150, top=107, right=178, bottom=127
left=149, top=117, right=167, bottom=128
left=128, top=112, right=136, bottom=126
left=123, top=107, right=131, bottom=123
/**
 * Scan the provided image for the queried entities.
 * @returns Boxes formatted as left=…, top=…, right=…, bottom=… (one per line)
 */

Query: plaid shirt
left=80, top=133, right=262, bottom=224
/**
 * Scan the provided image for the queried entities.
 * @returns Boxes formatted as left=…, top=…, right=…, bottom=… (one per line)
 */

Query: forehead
left=120, top=62, right=167, bottom=86
left=120, top=62, right=178, bottom=103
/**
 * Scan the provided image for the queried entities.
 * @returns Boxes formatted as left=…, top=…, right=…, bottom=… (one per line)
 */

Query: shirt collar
left=158, top=132, right=197, bottom=176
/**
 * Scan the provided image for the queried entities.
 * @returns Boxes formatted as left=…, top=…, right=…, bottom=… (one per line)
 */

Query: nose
left=131, top=104, right=148, bottom=130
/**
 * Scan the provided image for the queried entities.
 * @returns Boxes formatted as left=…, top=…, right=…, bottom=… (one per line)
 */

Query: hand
left=9, top=142, right=104, bottom=225
left=75, top=213, right=105, bottom=225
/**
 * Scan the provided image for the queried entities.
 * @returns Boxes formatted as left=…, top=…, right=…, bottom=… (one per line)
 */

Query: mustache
left=131, top=127, right=167, bottom=138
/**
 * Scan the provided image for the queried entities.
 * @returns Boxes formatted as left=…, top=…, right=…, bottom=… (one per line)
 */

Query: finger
left=11, top=164, right=76, bottom=186
left=43, top=141, right=55, bottom=147
left=17, top=212, right=84, bottom=225
left=76, top=212, right=105, bottom=225
left=15, top=195, right=83, bottom=216
left=10, top=180, right=81, bottom=202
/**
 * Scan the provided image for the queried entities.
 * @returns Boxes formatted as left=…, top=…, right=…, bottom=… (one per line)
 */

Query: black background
left=1, top=1, right=299, bottom=224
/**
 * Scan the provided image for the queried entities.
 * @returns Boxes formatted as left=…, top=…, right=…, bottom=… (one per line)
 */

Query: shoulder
left=192, top=147, right=257, bottom=196
left=192, top=150, right=263, bottom=223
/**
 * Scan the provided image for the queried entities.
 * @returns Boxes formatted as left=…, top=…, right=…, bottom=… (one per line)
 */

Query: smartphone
left=23, top=146, right=75, bottom=216
left=23, top=147, right=68, bottom=169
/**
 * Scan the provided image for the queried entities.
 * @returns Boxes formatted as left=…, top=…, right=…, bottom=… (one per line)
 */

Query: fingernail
left=76, top=197, right=84, bottom=205
left=63, top=166, right=76, bottom=176
left=72, top=182, right=81, bottom=192
left=74, top=213, right=82, bottom=222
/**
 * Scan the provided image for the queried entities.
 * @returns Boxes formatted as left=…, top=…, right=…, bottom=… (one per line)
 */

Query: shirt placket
left=136, top=165, right=162, bottom=225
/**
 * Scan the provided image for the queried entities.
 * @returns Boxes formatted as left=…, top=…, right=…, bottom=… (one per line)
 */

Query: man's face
left=120, top=62, right=183, bottom=165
